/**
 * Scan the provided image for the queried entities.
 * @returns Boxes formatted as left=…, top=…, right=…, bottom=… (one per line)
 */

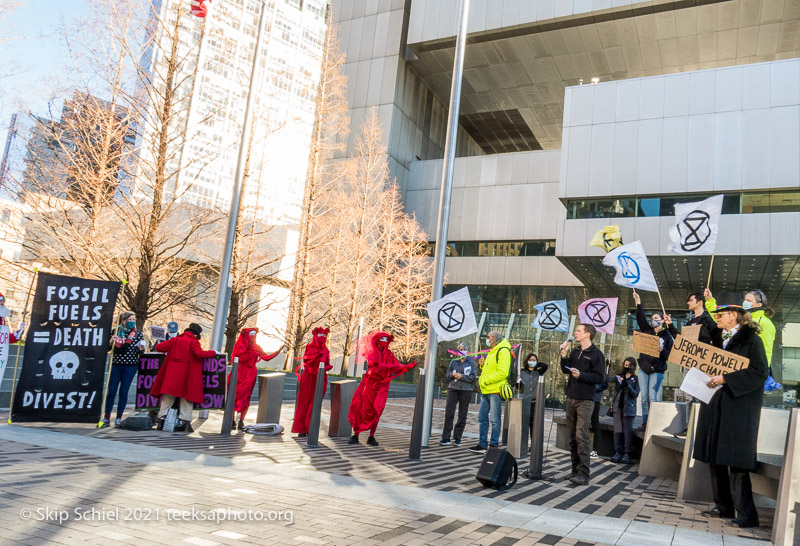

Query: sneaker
left=98, top=418, right=110, bottom=429
left=439, top=439, right=451, bottom=446
left=569, top=474, right=589, bottom=486
left=114, top=418, right=121, bottom=428
left=468, top=444, right=487, bottom=454
left=348, top=434, right=359, bottom=444
left=454, top=440, right=461, bottom=447
left=610, top=452, right=623, bottom=463
left=620, top=454, right=632, bottom=464
left=564, top=473, right=577, bottom=481
left=367, top=436, right=379, bottom=446
left=589, top=450, right=599, bottom=459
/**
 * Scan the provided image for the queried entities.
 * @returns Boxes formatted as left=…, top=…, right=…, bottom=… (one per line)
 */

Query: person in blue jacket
left=610, top=357, right=641, bottom=464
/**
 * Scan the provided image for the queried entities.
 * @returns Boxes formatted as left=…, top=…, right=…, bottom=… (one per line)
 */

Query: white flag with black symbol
left=668, top=195, right=723, bottom=255
left=427, top=287, right=478, bottom=342
left=602, top=240, right=659, bottom=292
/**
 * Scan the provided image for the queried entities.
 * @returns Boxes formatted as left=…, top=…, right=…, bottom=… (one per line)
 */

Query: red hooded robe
left=151, top=331, right=217, bottom=404
left=291, top=327, right=332, bottom=433
left=229, top=328, right=281, bottom=413
left=347, top=331, right=415, bottom=435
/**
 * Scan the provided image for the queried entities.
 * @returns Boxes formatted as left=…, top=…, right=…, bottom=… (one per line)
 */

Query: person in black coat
left=610, top=357, right=640, bottom=464
left=519, top=353, right=549, bottom=442
left=693, top=293, right=769, bottom=529
left=632, top=291, right=674, bottom=431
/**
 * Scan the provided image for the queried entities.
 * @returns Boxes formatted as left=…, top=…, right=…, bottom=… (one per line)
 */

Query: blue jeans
left=104, top=365, right=138, bottom=418
left=640, top=371, right=664, bottom=424
left=478, top=393, right=502, bottom=448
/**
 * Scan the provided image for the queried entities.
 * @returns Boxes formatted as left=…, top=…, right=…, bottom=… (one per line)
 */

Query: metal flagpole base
left=306, top=362, right=326, bottom=448
left=526, top=375, right=546, bottom=480
left=221, top=357, right=239, bottom=434
left=409, top=369, right=426, bottom=461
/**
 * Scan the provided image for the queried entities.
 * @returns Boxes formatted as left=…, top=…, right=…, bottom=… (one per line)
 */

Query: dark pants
left=442, top=389, right=472, bottom=442
left=590, top=401, right=601, bottom=451
left=613, top=414, right=635, bottom=454
left=566, top=398, right=594, bottom=479
left=104, top=365, right=138, bottom=419
left=709, top=464, right=759, bottom=524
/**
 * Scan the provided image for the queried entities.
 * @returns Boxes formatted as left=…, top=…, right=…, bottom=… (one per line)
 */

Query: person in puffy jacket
left=632, top=291, right=674, bottom=431
left=610, top=357, right=640, bottom=464
left=151, top=323, right=217, bottom=432
left=440, top=342, right=477, bottom=447
left=705, top=288, right=776, bottom=368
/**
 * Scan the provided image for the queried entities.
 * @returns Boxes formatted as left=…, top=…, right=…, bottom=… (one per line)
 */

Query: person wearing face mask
left=348, top=331, right=416, bottom=445
left=589, top=364, right=609, bottom=460
left=610, top=357, right=640, bottom=464
left=705, top=288, right=776, bottom=368
left=519, top=353, right=549, bottom=446
left=439, top=342, right=476, bottom=447
left=632, top=291, right=674, bottom=432
left=229, top=327, right=284, bottom=431
left=694, top=293, right=768, bottom=529
left=102, top=311, right=145, bottom=428
left=468, top=331, right=512, bottom=454
left=292, top=327, right=331, bottom=437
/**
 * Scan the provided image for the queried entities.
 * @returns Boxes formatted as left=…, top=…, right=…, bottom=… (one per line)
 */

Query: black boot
left=367, top=435, right=379, bottom=446
left=157, top=417, right=165, bottom=431
left=237, top=420, right=245, bottom=431
left=348, top=434, right=359, bottom=444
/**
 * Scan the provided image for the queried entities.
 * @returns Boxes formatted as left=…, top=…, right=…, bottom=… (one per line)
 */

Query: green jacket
left=705, top=297, right=776, bottom=366
left=478, top=338, right=512, bottom=394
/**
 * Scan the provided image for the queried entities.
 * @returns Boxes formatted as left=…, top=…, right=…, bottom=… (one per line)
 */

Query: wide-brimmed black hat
left=714, top=292, right=744, bottom=312
left=185, top=323, right=203, bottom=338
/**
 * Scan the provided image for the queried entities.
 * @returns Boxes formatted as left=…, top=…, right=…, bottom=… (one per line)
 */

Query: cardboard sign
left=633, top=331, right=661, bottom=358
left=680, top=325, right=701, bottom=342
left=150, top=325, right=166, bottom=341
left=669, top=335, right=749, bottom=376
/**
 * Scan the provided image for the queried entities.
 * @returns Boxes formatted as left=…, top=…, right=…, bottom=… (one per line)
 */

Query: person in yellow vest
left=704, top=289, right=776, bottom=366
left=468, top=331, right=511, bottom=454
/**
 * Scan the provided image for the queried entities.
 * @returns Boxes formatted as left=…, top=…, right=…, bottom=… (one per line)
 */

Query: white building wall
left=560, top=58, right=800, bottom=200
left=406, top=149, right=582, bottom=286
left=407, top=0, right=660, bottom=44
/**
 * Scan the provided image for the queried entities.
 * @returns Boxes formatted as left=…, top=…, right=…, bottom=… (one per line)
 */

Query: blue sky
left=0, top=0, right=90, bottom=151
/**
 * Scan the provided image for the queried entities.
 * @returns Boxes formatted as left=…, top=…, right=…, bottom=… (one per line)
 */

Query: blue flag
left=532, top=299, right=570, bottom=332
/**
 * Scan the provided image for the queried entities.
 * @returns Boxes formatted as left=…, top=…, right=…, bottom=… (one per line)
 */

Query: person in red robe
left=348, top=331, right=416, bottom=446
left=229, top=327, right=283, bottom=430
left=292, top=327, right=332, bottom=437
left=151, top=323, right=217, bottom=431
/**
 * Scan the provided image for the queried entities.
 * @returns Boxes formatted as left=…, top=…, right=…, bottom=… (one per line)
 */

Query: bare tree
left=284, top=10, right=349, bottom=369
left=17, top=0, right=221, bottom=330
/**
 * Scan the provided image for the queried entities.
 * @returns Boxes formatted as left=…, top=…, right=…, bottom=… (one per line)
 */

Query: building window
left=564, top=191, right=782, bottom=220
left=425, top=240, right=556, bottom=257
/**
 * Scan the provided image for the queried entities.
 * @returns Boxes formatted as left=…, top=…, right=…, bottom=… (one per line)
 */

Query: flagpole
left=706, top=254, right=715, bottom=291
left=656, top=290, right=667, bottom=318
left=416, top=0, right=471, bottom=450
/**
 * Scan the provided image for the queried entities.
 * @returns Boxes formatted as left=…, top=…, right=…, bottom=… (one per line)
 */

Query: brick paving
left=0, top=399, right=774, bottom=544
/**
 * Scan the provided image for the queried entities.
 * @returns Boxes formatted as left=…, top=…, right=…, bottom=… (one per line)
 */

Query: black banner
left=11, top=273, right=121, bottom=423
left=135, top=352, right=227, bottom=410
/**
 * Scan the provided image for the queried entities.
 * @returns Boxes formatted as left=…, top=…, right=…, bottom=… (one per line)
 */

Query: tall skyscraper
left=145, top=0, right=328, bottom=224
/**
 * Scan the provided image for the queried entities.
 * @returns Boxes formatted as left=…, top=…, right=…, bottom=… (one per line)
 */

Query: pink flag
left=577, top=297, right=618, bottom=335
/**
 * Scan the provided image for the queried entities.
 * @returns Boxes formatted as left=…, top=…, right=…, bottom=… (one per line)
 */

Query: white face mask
left=485, top=338, right=492, bottom=347
left=528, top=360, right=536, bottom=365
left=743, top=301, right=753, bottom=310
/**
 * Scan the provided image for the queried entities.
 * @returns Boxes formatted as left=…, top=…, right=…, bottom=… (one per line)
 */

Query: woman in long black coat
left=693, top=293, right=769, bottom=528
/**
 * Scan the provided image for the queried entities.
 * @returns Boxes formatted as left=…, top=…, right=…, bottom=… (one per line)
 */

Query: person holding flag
left=632, top=291, right=674, bottom=432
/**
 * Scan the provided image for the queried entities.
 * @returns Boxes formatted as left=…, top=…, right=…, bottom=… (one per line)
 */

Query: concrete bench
left=638, top=402, right=799, bottom=545
left=553, top=412, right=644, bottom=459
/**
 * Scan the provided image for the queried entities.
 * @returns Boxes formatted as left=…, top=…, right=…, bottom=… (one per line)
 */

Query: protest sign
left=11, top=273, right=121, bottom=423
left=669, top=335, right=750, bottom=376
left=680, top=325, right=701, bottom=342
left=136, top=352, right=227, bottom=410
left=633, top=331, right=661, bottom=358
left=150, top=325, right=166, bottom=341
